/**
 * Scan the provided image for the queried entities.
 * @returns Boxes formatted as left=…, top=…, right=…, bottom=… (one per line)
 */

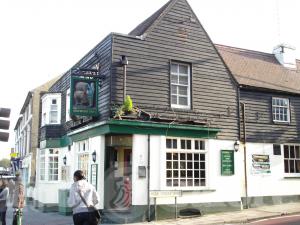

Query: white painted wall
left=34, top=135, right=105, bottom=208
left=131, top=135, right=242, bottom=205
left=246, top=143, right=300, bottom=197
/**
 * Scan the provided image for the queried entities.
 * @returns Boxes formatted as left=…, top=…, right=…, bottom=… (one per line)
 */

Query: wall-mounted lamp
left=234, top=140, right=240, bottom=152
left=92, top=151, right=97, bottom=163
left=63, top=155, right=67, bottom=165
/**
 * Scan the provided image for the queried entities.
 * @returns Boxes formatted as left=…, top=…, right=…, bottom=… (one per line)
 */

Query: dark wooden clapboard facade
left=42, top=0, right=239, bottom=141
left=217, top=44, right=300, bottom=144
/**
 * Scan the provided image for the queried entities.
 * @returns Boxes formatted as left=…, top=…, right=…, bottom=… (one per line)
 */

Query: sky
left=0, top=0, right=299, bottom=159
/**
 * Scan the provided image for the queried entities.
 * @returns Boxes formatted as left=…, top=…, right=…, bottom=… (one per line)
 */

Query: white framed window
left=166, top=138, right=207, bottom=188
left=66, top=89, right=71, bottom=122
left=48, top=149, right=59, bottom=181
left=284, top=144, right=300, bottom=175
left=40, top=149, right=46, bottom=181
left=76, top=140, right=89, bottom=179
left=41, top=93, right=61, bottom=126
left=272, top=97, right=290, bottom=123
left=170, top=62, right=191, bottom=109
left=39, top=148, right=59, bottom=182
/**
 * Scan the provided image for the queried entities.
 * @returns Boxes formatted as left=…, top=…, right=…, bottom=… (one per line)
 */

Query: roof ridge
left=129, top=0, right=176, bottom=37
left=215, top=44, right=273, bottom=57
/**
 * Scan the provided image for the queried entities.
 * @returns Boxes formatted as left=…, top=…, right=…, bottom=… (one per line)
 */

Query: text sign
left=221, top=150, right=234, bottom=176
left=70, top=76, right=99, bottom=117
left=150, top=190, right=182, bottom=198
left=90, top=164, right=98, bottom=190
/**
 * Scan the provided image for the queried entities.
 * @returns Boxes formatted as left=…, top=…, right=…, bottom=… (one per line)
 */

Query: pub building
left=32, top=0, right=300, bottom=223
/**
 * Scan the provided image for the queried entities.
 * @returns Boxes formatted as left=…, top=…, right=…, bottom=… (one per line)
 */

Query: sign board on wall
left=70, top=76, right=99, bottom=117
left=90, top=164, right=98, bottom=190
left=251, top=154, right=271, bottom=174
left=61, top=166, right=70, bottom=182
left=221, top=150, right=234, bottom=175
left=150, top=190, right=182, bottom=198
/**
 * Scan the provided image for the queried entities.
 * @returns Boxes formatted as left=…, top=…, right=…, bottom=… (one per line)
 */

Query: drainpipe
left=241, top=103, right=249, bottom=209
left=120, top=55, right=128, bottom=103
left=147, top=134, right=151, bottom=222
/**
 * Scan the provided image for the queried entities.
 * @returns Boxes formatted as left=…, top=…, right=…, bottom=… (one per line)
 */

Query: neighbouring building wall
left=240, top=89, right=300, bottom=143
left=246, top=143, right=300, bottom=199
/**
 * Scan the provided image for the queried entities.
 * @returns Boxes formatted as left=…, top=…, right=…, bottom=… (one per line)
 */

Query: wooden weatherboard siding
left=240, top=88, right=300, bottom=143
left=111, top=0, right=238, bottom=140
left=49, top=34, right=112, bottom=128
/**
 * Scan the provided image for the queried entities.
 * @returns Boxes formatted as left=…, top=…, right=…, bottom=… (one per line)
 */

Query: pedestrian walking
left=0, top=179, right=9, bottom=225
left=12, top=174, right=24, bottom=225
left=68, top=170, right=100, bottom=225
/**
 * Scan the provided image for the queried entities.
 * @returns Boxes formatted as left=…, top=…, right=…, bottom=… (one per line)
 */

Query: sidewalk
left=126, top=202, right=300, bottom=225
left=3, top=202, right=300, bottom=225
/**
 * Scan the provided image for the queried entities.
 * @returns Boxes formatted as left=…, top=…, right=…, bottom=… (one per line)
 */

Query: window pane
left=194, top=179, right=200, bottom=186
left=187, top=179, right=193, bottom=186
left=181, top=140, right=186, bottom=149
left=290, top=160, right=295, bottom=173
left=166, top=162, right=172, bottom=169
left=179, top=65, right=188, bottom=74
left=166, top=153, right=172, bottom=160
left=296, top=146, right=300, bottom=158
left=194, top=162, right=199, bottom=169
left=284, top=146, right=289, bottom=158
left=194, top=171, right=200, bottom=178
left=180, top=162, right=186, bottom=169
left=173, top=170, right=178, bottom=178
left=180, top=179, right=186, bottom=187
left=173, top=139, right=177, bottom=149
left=187, top=162, right=192, bottom=169
left=171, top=85, right=177, bottom=94
left=296, top=160, right=300, bottom=173
left=200, top=179, right=206, bottom=186
left=179, top=97, right=188, bottom=106
left=195, top=141, right=199, bottom=150
left=180, top=170, right=186, bottom=177
left=290, top=146, right=295, bottom=158
left=50, top=111, right=58, bottom=123
left=173, top=179, right=178, bottom=187
left=173, top=153, right=178, bottom=160
left=179, top=76, right=188, bottom=85
left=179, top=86, right=187, bottom=95
left=200, top=170, right=206, bottom=178
left=166, top=170, right=172, bottom=178
left=171, top=95, right=177, bottom=105
left=166, top=139, right=172, bottom=149
left=173, top=162, right=178, bottom=169
left=171, top=75, right=178, bottom=84
left=187, top=153, right=192, bottom=160
left=187, top=140, right=191, bottom=149
left=171, top=64, right=178, bottom=74
left=180, top=153, right=186, bottom=160
left=166, top=179, right=172, bottom=187
left=283, top=156, right=289, bottom=172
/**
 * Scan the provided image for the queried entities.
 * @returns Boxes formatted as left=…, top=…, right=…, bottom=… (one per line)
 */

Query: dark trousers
left=0, top=210, right=6, bottom=225
left=73, top=212, right=98, bottom=225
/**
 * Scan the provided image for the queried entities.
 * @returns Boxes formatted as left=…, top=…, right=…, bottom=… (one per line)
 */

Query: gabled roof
left=129, top=0, right=174, bottom=36
left=216, top=44, right=300, bottom=94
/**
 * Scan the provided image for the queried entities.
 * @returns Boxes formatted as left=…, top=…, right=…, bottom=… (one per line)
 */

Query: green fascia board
left=60, top=135, right=72, bottom=147
left=107, top=120, right=219, bottom=138
left=45, top=139, right=61, bottom=148
left=68, top=119, right=220, bottom=142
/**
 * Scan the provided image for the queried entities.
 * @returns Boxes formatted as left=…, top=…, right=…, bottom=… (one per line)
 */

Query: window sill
left=273, top=121, right=290, bottom=125
left=163, top=188, right=216, bottom=192
left=283, top=174, right=300, bottom=178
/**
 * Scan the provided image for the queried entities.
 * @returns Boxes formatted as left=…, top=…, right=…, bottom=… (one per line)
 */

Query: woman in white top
left=68, top=170, right=100, bottom=225
left=0, top=179, right=9, bottom=225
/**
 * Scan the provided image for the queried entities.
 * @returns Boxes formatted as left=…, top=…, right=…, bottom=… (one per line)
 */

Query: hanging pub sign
left=221, top=150, right=234, bottom=175
left=70, top=76, right=99, bottom=117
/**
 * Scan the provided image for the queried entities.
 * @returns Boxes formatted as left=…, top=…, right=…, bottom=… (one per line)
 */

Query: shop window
left=166, top=138, right=207, bottom=188
left=170, top=62, right=191, bottom=109
left=76, top=140, right=89, bottom=179
left=39, top=148, right=59, bottom=182
left=39, top=150, right=45, bottom=181
left=48, top=149, right=59, bottom=181
left=284, top=144, right=300, bottom=174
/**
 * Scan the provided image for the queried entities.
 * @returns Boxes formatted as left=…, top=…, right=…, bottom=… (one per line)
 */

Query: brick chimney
left=273, top=44, right=297, bottom=69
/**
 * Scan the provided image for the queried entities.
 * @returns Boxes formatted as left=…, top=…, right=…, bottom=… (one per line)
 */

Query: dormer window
left=272, top=97, right=290, bottom=123
left=41, top=93, right=61, bottom=126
